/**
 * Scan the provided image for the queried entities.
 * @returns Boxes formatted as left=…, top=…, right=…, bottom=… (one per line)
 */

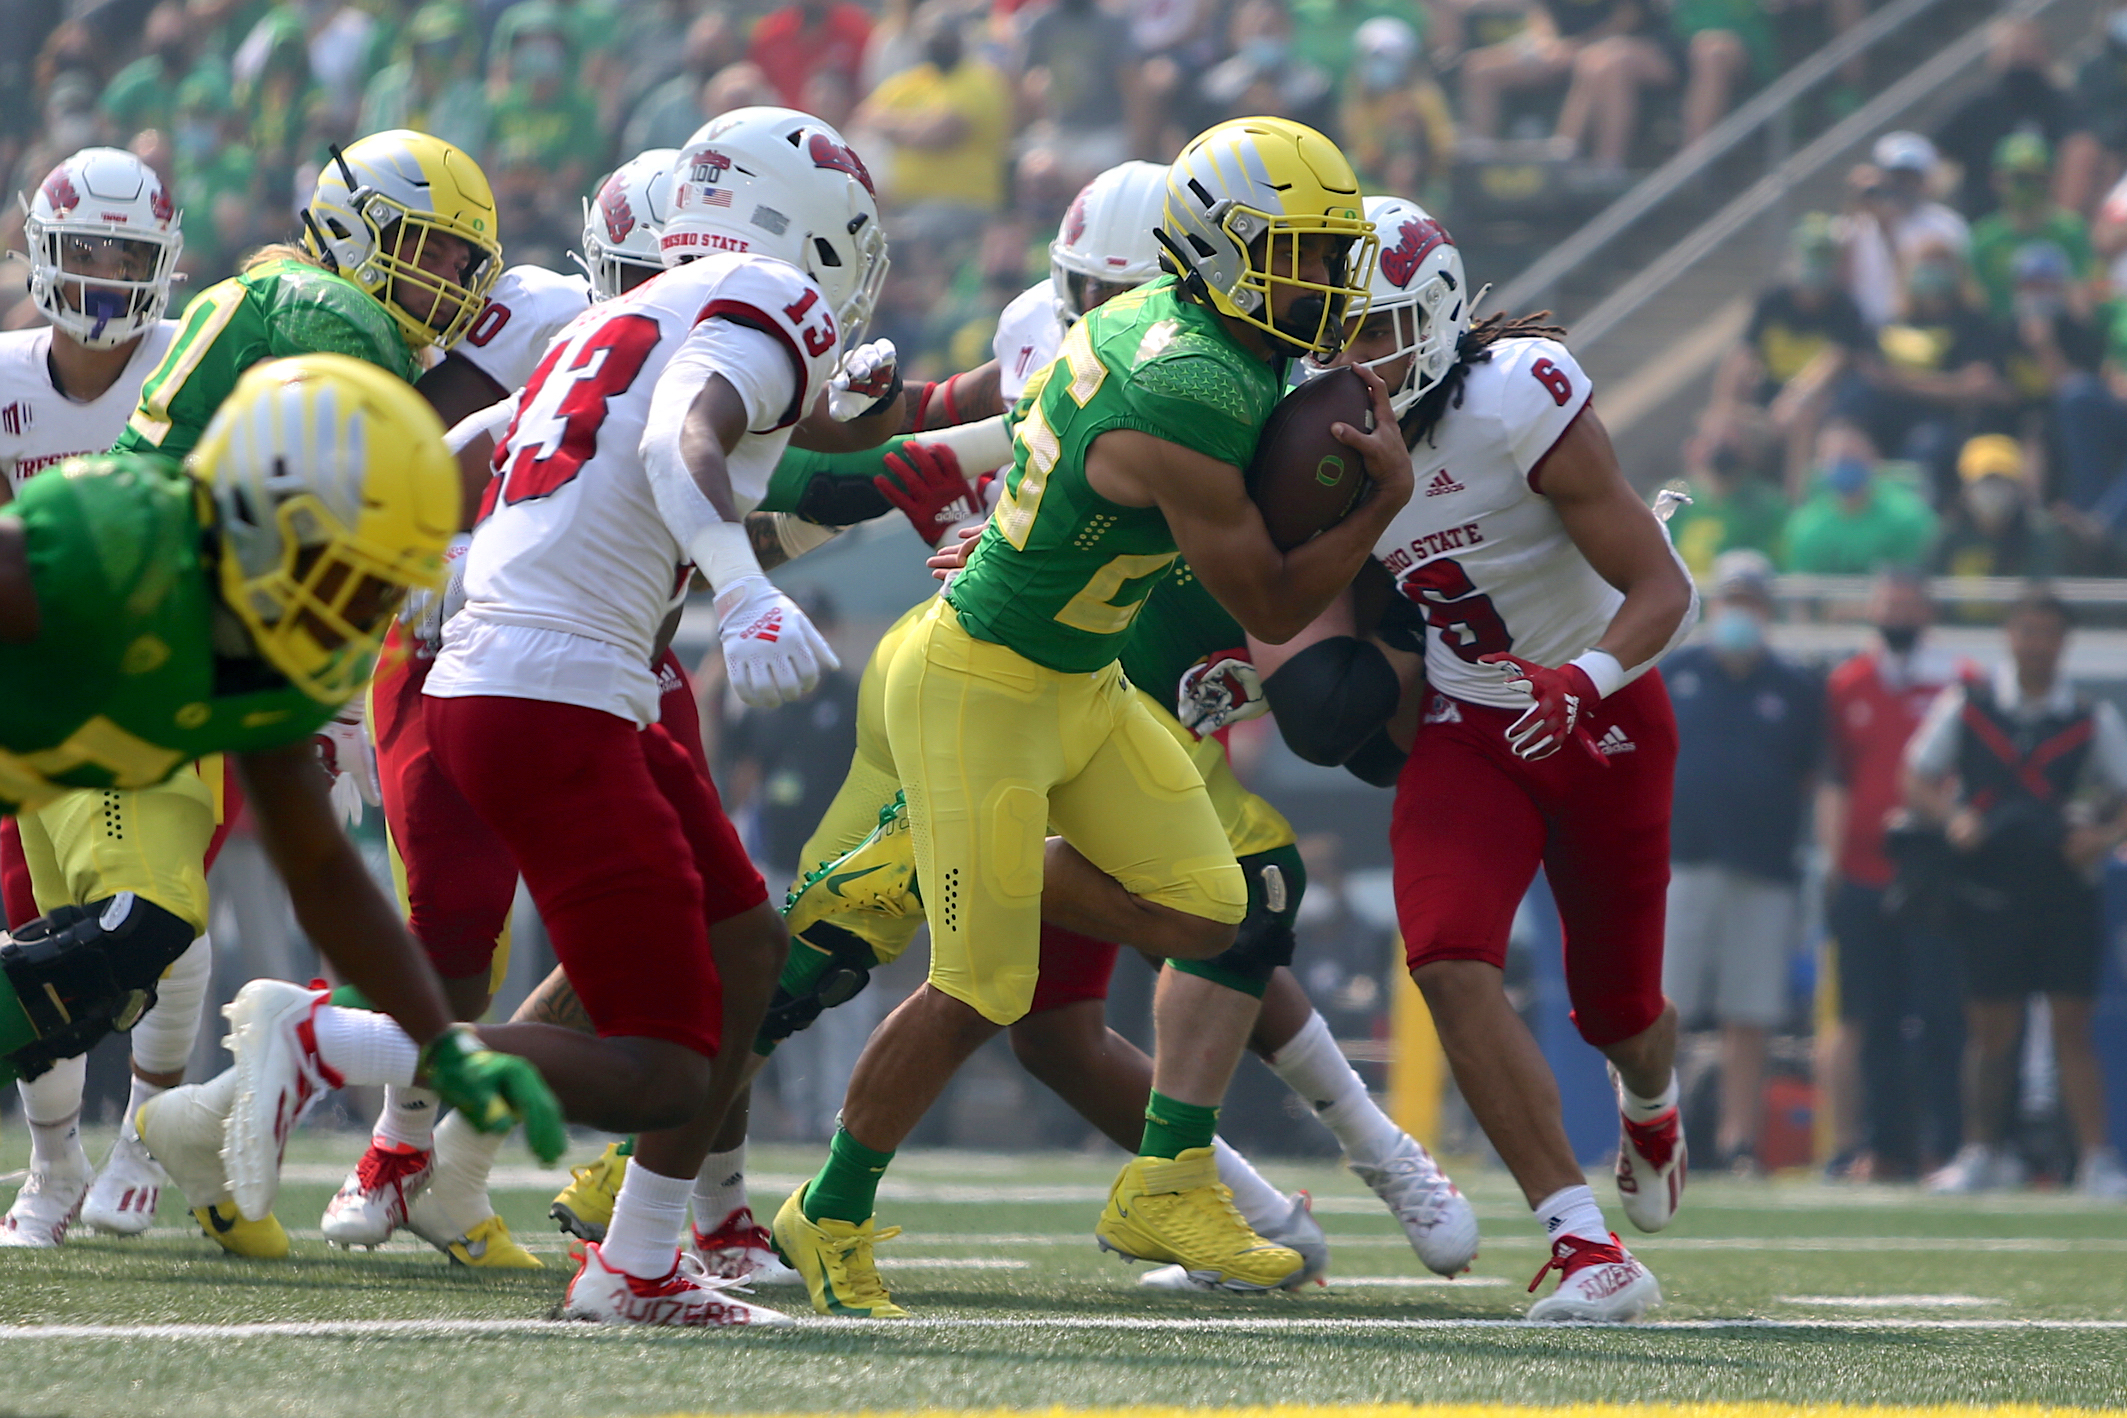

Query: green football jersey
left=115, top=258, right=416, bottom=460
left=0, top=456, right=336, bottom=815
left=946, top=277, right=1283, bottom=674
left=1119, top=558, right=1245, bottom=709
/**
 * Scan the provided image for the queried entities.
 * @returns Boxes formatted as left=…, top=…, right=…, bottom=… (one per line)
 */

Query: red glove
left=877, top=440, right=981, bottom=547
left=1478, top=652, right=1608, bottom=764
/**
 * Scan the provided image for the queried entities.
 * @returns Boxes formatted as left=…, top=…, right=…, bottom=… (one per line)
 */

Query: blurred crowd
left=1681, top=14, right=2127, bottom=587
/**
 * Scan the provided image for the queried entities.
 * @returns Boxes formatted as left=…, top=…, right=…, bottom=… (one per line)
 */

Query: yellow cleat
left=783, top=792, right=921, bottom=941
left=1095, top=1148, right=1303, bottom=1292
left=550, top=1142, right=629, bottom=1243
left=194, top=1205, right=289, bottom=1259
left=768, top=1184, right=908, bottom=1318
left=431, top=1215, right=544, bottom=1269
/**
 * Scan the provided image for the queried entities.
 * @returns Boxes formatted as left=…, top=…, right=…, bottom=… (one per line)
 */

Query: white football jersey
left=1373, top=338, right=1688, bottom=711
left=0, top=321, right=177, bottom=493
left=994, top=278, right=1064, bottom=405
left=453, top=264, right=595, bottom=396
left=429, top=251, right=839, bottom=724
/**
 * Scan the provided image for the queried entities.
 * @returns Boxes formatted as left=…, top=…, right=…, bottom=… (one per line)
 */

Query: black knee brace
left=1, top=893, right=195, bottom=1081
left=1173, top=843, right=1308, bottom=996
left=755, top=922, right=880, bottom=1053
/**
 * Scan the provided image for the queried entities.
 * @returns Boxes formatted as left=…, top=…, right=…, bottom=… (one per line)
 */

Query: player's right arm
left=1096, top=363, right=1414, bottom=644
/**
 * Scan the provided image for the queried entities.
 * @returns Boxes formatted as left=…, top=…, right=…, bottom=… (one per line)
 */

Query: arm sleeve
left=1903, top=684, right=1967, bottom=778
left=640, top=320, right=799, bottom=556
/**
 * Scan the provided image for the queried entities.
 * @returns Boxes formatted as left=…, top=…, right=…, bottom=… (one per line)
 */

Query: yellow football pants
left=15, top=757, right=222, bottom=933
left=883, top=600, right=1244, bottom=1025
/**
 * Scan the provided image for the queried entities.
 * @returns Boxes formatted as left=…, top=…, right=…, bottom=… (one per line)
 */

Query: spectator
left=484, top=1, right=605, bottom=267
left=749, top=0, right=872, bottom=111
left=1840, top=242, right=2009, bottom=498
left=855, top=3, right=1013, bottom=216
left=1340, top=15, right=1455, bottom=200
left=1838, top=136, right=1970, bottom=329
left=99, top=3, right=194, bottom=143
left=1193, top=0, right=1336, bottom=137
left=1665, top=551, right=1824, bottom=1173
left=621, top=8, right=740, bottom=149
left=1671, top=408, right=1790, bottom=572
left=232, top=7, right=319, bottom=215
left=1668, top=0, right=1775, bottom=148
left=1969, top=134, right=2092, bottom=320
left=2074, top=7, right=2127, bottom=179
left=1290, top=0, right=1421, bottom=82
left=1905, top=590, right=2127, bottom=1198
left=1932, top=18, right=2097, bottom=220
left=358, top=3, right=490, bottom=158
left=1820, top=570, right=1970, bottom=1180
left=1930, top=435, right=2064, bottom=580
left=1781, top=421, right=1938, bottom=574
left=1459, top=0, right=1676, bottom=176
left=171, top=66, right=264, bottom=282
left=1014, top=0, right=1139, bottom=213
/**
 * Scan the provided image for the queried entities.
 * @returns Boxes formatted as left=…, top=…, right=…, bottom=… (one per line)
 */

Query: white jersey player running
left=0, top=148, right=207, bottom=1248
left=1314, top=196, right=1696, bottom=1319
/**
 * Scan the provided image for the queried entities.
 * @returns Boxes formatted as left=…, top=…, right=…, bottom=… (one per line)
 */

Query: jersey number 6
left=1398, top=558, right=1513, bottom=663
left=1530, top=357, right=1573, bottom=407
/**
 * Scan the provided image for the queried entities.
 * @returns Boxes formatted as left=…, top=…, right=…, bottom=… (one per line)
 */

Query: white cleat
left=692, top=1207, right=802, bottom=1286
left=82, top=1120, right=169, bottom=1236
left=321, top=1143, right=433, bottom=1248
left=136, top=1072, right=242, bottom=1211
left=222, top=980, right=338, bottom=1223
left=1525, top=1232, right=1662, bottom=1322
left=1611, top=1066, right=1686, bottom=1233
left=0, top=1165, right=93, bottom=1248
left=562, top=1242, right=796, bottom=1328
left=2079, top=1146, right=2127, bottom=1199
left=1927, top=1143, right=2027, bottom=1195
left=1350, top=1136, right=1480, bottom=1276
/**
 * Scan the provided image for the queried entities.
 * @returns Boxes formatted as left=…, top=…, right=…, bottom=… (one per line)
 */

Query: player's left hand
left=1479, top=652, right=1606, bottom=764
left=1177, top=649, right=1268, bottom=738
left=928, top=524, right=981, bottom=580
left=716, top=573, right=841, bottom=706
left=827, top=338, right=900, bottom=421
left=419, top=1024, right=567, bottom=1164
left=314, top=705, right=380, bottom=828
left=878, top=440, right=981, bottom=546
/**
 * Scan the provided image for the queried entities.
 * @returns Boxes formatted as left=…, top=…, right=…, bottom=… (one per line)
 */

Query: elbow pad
left=1262, top=636, right=1400, bottom=766
left=793, top=470, right=893, bottom=526
left=1344, top=726, right=1410, bottom=788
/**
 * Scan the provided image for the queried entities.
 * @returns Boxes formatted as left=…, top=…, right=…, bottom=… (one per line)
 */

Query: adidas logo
left=1595, top=724, right=1636, bottom=755
left=1424, top=468, right=1466, bottom=497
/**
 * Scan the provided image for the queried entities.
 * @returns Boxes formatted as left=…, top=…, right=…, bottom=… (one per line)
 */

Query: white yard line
left=1776, top=1295, right=2002, bottom=1308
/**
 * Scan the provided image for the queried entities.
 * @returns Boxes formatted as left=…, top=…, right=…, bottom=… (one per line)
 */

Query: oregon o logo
left=1315, top=455, right=1345, bottom=487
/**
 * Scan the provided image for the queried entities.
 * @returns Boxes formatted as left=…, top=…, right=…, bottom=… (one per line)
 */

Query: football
left=1245, top=366, right=1375, bottom=550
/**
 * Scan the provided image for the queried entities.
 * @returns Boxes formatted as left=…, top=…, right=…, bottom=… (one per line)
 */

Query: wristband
left=910, top=380, right=940, bottom=433
left=1568, top=649, right=1626, bottom=699
left=770, top=513, right=841, bottom=559
left=860, top=365, right=906, bottom=421
left=687, top=520, right=762, bottom=594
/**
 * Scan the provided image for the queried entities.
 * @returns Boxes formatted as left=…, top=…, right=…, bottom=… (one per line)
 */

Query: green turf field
left=1, top=1131, right=2124, bottom=1418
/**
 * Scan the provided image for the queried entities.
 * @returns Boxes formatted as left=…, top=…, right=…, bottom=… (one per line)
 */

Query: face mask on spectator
left=2013, top=289, right=2063, bottom=322
left=177, top=119, right=218, bottom=164
left=1906, top=263, right=1959, bottom=303
left=1824, top=456, right=1871, bottom=497
left=1359, top=54, right=1407, bottom=92
left=1710, top=606, right=1765, bottom=659
left=1242, top=37, right=1289, bottom=70
left=1878, top=624, right=1921, bottom=653
left=1966, top=476, right=2021, bottom=528
left=516, top=37, right=566, bottom=81
left=924, top=30, right=963, bottom=71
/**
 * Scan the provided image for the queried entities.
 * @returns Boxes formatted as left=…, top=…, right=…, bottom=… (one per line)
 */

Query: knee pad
left=755, top=922, right=879, bottom=1053
left=1262, top=637, right=1399, bottom=766
left=0, top=893, right=196, bottom=1081
left=1171, top=844, right=1307, bottom=996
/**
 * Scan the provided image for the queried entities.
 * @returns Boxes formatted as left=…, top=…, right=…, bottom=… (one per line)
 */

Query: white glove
left=1177, top=651, right=1268, bottom=738
left=826, top=338, right=899, bottom=421
left=402, top=533, right=471, bottom=654
left=314, top=706, right=380, bottom=829
left=715, top=574, right=841, bottom=707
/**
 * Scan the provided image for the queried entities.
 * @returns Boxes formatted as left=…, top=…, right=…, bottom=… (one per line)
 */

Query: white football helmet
left=1050, top=160, right=1169, bottom=327
left=580, top=147, right=679, bottom=302
left=20, top=148, right=182, bottom=349
left=661, top=107, right=888, bottom=344
left=1357, top=194, right=1468, bottom=417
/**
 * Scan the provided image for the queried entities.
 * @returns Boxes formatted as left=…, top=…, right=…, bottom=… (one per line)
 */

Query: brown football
left=1245, top=366, right=1375, bottom=550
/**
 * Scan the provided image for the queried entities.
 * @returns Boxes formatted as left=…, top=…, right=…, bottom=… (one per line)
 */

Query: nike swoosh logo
left=825, top=864, right=888, bottom=897
left=205, top=1207, right=237, bottom=1234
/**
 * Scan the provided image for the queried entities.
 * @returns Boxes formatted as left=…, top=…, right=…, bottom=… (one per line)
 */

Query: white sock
left=1534, top=1183, right=1610, bottom=1246
left=130, top=934, right=211, bottom=1076
left=1266, top=1010, right=1403, bottom=1168
left=122, top=1074, right=168, bottom=1135
left=1616, top=1070, right=1679, bottom=1124
left=311, top=1006, right=419, bottom=1087
left=18, top=1057, right=90, bottom=1176
left=692, top=1143, right=747, bottom=1231
left=415, top=1109, right=510, bottom=1236
left=602, top=1161, right=691, bottom=1279
left=1211, top=1135, right=1287, bottom=1233
left=375, top=1086, right=441, bottom=1152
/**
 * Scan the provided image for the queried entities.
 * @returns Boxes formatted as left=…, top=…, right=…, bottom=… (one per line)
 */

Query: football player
left=1311, top=196, right=1697, bottom=1319
left=763, top=118, right=1414, bottom=1320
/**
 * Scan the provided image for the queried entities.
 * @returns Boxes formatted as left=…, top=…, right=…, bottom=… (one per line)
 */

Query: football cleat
left=193, top=1203, right=291, bottom=1259
left=138, top=1078, right=290, bottom=1257
left=1525, top=1231, right=1661, bottom=1322
left=1610, top=1066, right=1686, bottom=1233
left=1140, top=1190, right=1326, bottom=1292
left=550, top=1141, right=629, bottom=1243
left=223, top=980, right=342, bottom=1223
left=783, top=792, right=922, bottom=940
left=82, top=1119, right=169, bottom=1236
left=1096, top=1148, right=1303, bottom=1292
left=769, top=1185, right=908, bottom=1318
left=1927, top=1143, right=2028, bottom=1195
left=562, top=1241, right=794, bottom=1328
left=694, top=1206, right=803, bottom=1285
left=405, top=1185, right=544, bottom=1269
left=1349, top=1134, right=1481, bottom=1276
left=321, top=1142, right=433, bottom=1248
left=0, top=1165, right=92, bottom=1248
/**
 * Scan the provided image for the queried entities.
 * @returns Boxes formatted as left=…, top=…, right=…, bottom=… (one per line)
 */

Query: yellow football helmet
left=194, top=354, right=461, bottom=705
left=1157, top=117, right=1377, bottom=358
left=302, top=130, right=502, bottom=351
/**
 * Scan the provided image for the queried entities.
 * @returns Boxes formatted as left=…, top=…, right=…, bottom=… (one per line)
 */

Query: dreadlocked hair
left=1399, top=310, right=1569, bottom=449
